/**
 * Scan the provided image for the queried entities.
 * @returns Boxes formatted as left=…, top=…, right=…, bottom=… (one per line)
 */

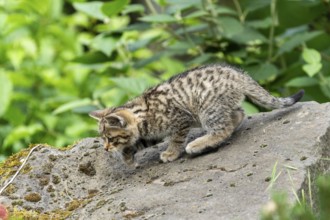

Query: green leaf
left=241, top=0, right=270, bottom=13
left=159, top=57, right=185, bottom=80
left=19, top=0, right=50, bottom=15
left=175, top=24, right=208, bottom=35
left=167, top=41, right=192, bottom=52
left=50, top=0, right=63, bottom=19
left=101, top=0, right=130, bottom=17
left=65, top=122, right=92, bottom=137
left=128, top=37, right=157, bottom=52
left=318, top=176, right=330, bottom=219
left=215, top=6, right=237, bottom=16
left=72, top=105, right=98, bottom=114
left=3, top=106, right=26, bottom=126
left=286, top=77, right=318, bottom=87
left=188, top=54, right=213, bottom=66
left=219, top=17, right=244, bottom=38
left=0, top=71, right=13, bottom=117
left=0, top=13, right=7, bottom=30
left=184, top=10, right=208, bottom=19
left=140, top=14, right=177, bottom=23
left=7, top=49, right=25, bottom=69
left=3, top=124, right=43, bottom=149
left=109, top=77, right=150, bottom=96
left=91, top=34, right=117, bottom=56
left=247, top=18, right=273, bottom=29
left=242, top=101, right=259, bottom=115
left=53, top=98, right=93, bottom=115
left=72, top=52, right=112, bottom=64
left=246, top=63, right=279, bottom=81
left=231, top=27, right=267, bottom=44
left=97, top=87, right=129, bottom=106
left=134, top=53, right=164, bottom=68
left=302, top=48, right=321, bottom=64
left=73, top=1, right=107, bottom=20
left=320, top=84, right=330, bottom=99
left=122, top=4, right=145, bottom=14
left=302, top=63, right=322, bottom=77
left=166, top=0, right=200, bottom=5
left=166, top=0, right=201, bottom=13
left=277, top=31, right=322, bottom=56
left=277, top=0, right=326, bottom=28
left=0, top=155, right=6, bottom=162
left=320, top=77, right=330, bottom=99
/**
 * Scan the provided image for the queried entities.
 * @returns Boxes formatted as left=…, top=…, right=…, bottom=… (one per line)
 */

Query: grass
left=261, top=161, right=330, bottom=220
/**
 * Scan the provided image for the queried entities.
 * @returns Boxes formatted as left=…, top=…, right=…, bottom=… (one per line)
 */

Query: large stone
left=0, top=101, right=329, bottom=219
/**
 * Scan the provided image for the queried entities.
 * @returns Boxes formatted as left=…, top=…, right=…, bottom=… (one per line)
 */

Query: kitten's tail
left=243, top=77, right=304, bottom=109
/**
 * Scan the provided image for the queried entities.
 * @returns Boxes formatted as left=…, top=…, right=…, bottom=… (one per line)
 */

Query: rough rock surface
left=0, top=102, right=329, bottom=219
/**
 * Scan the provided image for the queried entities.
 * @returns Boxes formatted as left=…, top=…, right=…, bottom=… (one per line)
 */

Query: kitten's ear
left=89, top=109, right=106, bottom=121
left=105, top=114, right=127, bottom=128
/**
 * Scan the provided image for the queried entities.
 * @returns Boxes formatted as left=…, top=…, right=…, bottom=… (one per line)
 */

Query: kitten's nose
left=104, top=143, right=112, bottom=151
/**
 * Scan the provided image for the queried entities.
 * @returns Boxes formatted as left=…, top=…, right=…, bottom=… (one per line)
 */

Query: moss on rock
left=10, top=207, right=72, bottom=220
left=24, top=193, right=41, bottom=203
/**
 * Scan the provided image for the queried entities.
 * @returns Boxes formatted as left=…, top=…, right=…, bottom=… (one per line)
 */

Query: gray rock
left=0, top=102, right=329, bottom=219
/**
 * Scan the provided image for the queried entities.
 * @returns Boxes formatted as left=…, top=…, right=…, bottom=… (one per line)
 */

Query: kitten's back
left=164, top=64, right=303, bottom=110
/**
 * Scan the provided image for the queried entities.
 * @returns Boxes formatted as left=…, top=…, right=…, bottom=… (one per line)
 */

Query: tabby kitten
left=89, top=64, right=304, bottom=165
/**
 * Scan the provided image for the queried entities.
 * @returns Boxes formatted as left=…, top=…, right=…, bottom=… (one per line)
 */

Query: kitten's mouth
left=122, top=146, right=137, bottom=155
left=102, top=143, right=137, bottom=165
left=103, top=144, right=113, bottom=152
left=122, top=146, right=137, bottom=165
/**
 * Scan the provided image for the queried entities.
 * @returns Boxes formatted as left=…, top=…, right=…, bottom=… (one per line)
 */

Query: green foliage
left=101, top=0, right=130, bottom=17
left=0, top=0, right=93, bottom=156
left=318, top=176, right=330, bottom=219
left=261, top=176, right=330, bottom=220
left=302, top=48, right=322, bottom=77
left=1, top=0, right=330, bottom=160
left=0, top=71, right=13, bottom=116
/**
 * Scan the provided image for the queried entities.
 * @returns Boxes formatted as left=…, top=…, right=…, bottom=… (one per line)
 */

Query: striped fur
left=90, top=64, right=304, bottom=164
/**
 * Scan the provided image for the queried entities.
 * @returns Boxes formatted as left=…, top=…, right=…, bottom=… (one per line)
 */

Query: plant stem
left=279, top=55, right=287, bottom=70
left=318, top=71, right=330, bottom=98
left=321, top=52, right=330, bottom=61
left=202, top=0, right=221, bottom=40
left=268, top=0, right=278, bottom=62
left=180, top=19, right=204, bottom=55
left=145, top=0, right=158, bottom=15
left=308, top=169, right=313, bottom=209
left=233, top=0, right=245, bottom=23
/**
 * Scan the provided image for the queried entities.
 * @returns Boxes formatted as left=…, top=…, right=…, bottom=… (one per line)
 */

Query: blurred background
left=0, top=0, right=329, bottom=161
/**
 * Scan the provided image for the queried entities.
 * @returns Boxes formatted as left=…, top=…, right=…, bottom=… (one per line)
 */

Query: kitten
left=89, top=64, right=304, bottom=165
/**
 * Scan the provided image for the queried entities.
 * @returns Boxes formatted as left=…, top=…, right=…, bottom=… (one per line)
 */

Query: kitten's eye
left=107, top=137, right=114, bottom=143
left=102, top=136, right=111, bottom=143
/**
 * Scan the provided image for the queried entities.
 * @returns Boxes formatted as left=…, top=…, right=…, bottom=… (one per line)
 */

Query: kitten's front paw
left=185, top=143, right=203, bottom=155
left=160, top=150, right=180, bottom=163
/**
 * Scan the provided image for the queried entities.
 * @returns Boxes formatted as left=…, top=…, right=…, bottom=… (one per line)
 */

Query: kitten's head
left=89, top=108, right=139, bottom=165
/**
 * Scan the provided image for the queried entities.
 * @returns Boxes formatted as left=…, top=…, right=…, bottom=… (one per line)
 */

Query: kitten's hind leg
left=160, top=126, right=190, bottom=162
left=185, top=110, right=242, bottom=155
left=185, top=130, right=233, bottom=155
left=232, top=107, right=245, bottom=130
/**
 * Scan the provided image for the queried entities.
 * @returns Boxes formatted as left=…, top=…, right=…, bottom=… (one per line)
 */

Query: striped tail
left=243, top=79, right=304, bottom=109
